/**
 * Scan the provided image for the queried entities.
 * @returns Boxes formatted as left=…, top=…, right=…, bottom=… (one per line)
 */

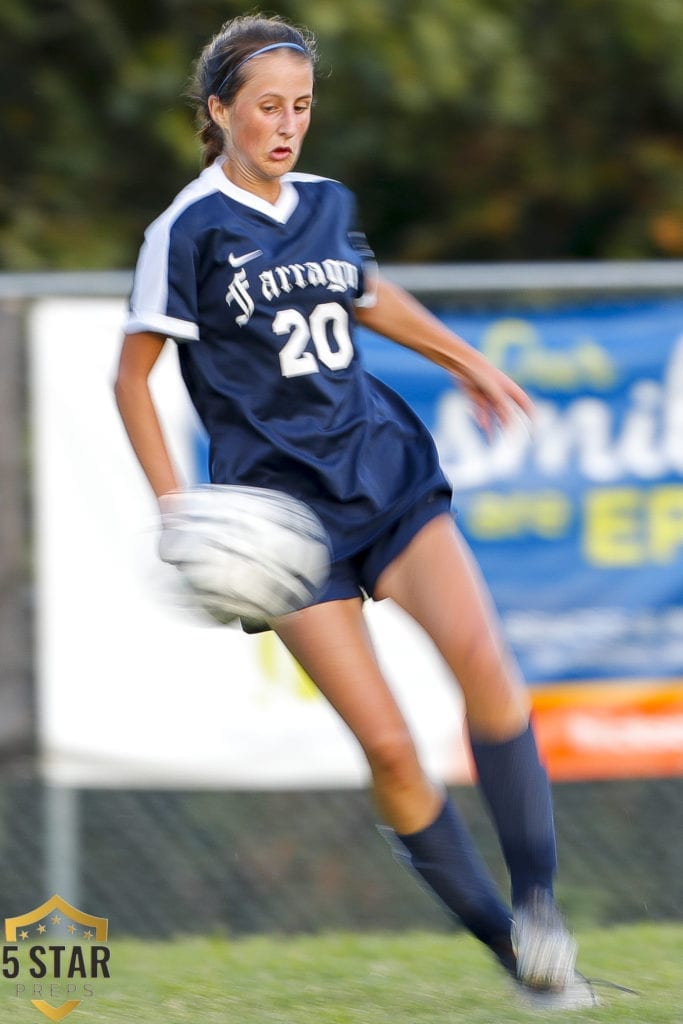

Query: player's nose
left=278, top=108, right=297, bottom=136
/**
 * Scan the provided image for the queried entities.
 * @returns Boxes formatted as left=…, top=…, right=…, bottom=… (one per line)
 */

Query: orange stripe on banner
left=530, top=679, right=683, bottom=781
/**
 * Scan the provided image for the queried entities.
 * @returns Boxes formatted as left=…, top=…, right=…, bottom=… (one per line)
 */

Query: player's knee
left=364, top=730, right=422, bottom=790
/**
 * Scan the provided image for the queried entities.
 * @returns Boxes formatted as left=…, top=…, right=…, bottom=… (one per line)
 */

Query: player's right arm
left=114, top=331, right=183, bottom=501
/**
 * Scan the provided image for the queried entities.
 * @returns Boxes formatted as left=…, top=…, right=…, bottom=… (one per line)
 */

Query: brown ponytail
left=196, top=117, right=226, bottom=170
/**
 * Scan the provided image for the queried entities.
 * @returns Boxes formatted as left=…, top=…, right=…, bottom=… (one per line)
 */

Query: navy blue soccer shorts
left=315, top=486, right=453, bottom=604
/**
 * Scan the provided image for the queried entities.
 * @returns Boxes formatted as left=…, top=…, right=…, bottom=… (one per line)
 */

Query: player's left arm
left=354, top=275, right=534, bottom=436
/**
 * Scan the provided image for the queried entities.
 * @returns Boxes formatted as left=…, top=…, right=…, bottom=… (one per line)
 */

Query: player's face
left=215, top=52, right=313, bottom=201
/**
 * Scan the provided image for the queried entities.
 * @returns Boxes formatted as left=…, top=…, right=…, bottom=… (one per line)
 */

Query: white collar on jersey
left=206, top=156, right=300, bottom=224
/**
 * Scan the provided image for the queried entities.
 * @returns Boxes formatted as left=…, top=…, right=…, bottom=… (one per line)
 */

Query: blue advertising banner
left=357, top=297, right=683, bottom=686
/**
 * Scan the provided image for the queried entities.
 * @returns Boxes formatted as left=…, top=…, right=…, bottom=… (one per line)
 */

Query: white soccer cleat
left=514, top=973, right=600, bottom=1011
left=512, top=887, right=578, bottom=992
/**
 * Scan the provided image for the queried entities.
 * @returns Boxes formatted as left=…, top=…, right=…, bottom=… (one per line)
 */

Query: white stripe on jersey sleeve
left=125, top=165, right=224, bottom=340
left=124, top=311, right=199, bottom=341
left=354, top=263, right=379, bottom=308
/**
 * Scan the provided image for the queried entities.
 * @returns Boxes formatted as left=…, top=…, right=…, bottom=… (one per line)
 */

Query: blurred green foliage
left=2, top=0, right=683, bottom=269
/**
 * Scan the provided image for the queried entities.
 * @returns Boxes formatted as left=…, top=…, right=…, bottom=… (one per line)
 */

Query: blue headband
left=213, top=42, right=309, bottom=97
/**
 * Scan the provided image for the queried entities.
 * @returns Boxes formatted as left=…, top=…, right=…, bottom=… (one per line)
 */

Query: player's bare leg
left=273, top=598, right=514, bottom=960
left=374, top=513, right=530, bottom=740
left=375, top=514, right=584, bottom=998
left=274, top=597, right=439, bottom=832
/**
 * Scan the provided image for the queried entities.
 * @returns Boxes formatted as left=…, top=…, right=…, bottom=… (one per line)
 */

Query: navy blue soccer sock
left=469, top=721, right=557, bottom=906
left=391, top=796, right=513, bottom=950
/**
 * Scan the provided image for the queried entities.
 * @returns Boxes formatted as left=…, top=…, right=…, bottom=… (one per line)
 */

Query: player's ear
left=208, top=94, right=230, bottom=132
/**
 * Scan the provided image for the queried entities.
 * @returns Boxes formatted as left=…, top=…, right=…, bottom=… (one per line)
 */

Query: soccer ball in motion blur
left=158, top=485, right=331, bottom=623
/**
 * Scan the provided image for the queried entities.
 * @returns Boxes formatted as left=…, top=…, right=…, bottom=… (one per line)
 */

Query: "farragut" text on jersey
left=225, top=259, right=359, bottom=326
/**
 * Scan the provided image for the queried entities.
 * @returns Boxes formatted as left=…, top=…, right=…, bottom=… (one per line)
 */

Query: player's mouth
left=270, top=146, right=293, bottom=161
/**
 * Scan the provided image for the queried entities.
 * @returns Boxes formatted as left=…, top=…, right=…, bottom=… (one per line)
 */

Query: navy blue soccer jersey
left=126, top=157, right=450, bottom=558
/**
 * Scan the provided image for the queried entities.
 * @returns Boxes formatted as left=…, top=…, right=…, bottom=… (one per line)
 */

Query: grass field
left=3, top=923, right=681, bottom=1024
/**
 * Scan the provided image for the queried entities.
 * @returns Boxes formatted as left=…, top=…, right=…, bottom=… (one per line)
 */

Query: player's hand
left=455, top=358, right=535, bottom=439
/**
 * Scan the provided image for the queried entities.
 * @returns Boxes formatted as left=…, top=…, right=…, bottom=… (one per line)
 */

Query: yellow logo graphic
left=29, top=1001, right=81, bottom=1023
left=4, top=895, right=110, bottom=1022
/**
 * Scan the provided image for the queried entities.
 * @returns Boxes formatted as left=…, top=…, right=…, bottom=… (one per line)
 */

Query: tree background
left=2, top=0, right=683, bottom=270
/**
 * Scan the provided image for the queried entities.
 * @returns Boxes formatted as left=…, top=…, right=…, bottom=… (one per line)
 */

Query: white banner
left=29, top=298, right=469, bottom=788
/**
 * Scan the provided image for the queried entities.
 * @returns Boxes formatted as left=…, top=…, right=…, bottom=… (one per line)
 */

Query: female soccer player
left=114, top=13, right=594, bottom=1008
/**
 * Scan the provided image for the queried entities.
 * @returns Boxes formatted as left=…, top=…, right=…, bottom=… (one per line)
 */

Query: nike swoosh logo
left=228, top=249, right=263, bottom=267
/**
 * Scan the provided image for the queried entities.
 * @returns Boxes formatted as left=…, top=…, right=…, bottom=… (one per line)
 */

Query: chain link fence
left=0, top=771, right=680, bottom=937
